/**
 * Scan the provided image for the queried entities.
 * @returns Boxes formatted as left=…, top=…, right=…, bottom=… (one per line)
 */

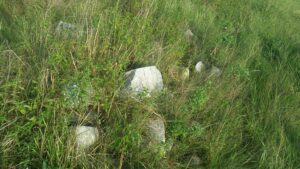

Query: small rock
left=189, top=155, right=202, bottom=166
left=56, top=21, right=76, bottom=33
left=209, top=66, right=221, bottom=77
left=181, top=68, right=190, bottom=80
left=146, top=117, right=166, bottom=144
left=124, top=66, right=163, bottom=95
left=75, top=126, right=99, bottom=149
left=195, top=61, right=205, bottom=73
left=185, top=29, right=194, bottom=38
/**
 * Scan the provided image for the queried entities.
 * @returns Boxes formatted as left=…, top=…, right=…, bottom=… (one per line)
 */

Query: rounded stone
left=195, top=61, right=205, bottom=73
left=124, top=66, right=163, bottom=95
left=75, top=126, right=99, bottom=149
left=209, top=66, right=221, bottom=77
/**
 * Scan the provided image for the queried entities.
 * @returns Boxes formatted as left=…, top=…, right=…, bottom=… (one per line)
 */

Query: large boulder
left=124, top=66, right=163, bottom=95
left=75, top=126, right=99, bottom=149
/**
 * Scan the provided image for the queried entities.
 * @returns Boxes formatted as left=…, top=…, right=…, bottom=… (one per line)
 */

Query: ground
left=0, top=0, right=300, bottom=168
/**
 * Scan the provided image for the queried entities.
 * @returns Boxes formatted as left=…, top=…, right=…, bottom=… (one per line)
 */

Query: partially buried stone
left=209, top=66, right=221, bottom=77
left=189, top=155, right=202, bottom=166
left=55, top=21, right=85, bottom=38
left=181, top=67, right=190, bottom=80
left=56, top=21, right=76, bottom=33
left=124, top=66, right=163, bottom=95
left=185, top=29, right=194, bottom=38
left=75, top=126, right=99, bottom=149
left=146, top=117, right=166, bottom=144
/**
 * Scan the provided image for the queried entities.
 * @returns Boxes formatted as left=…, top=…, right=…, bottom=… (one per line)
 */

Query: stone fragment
left=124, top=66, right=163, bottom=95
left=75, top=126, right=99, bottom=149
left=55, top=21, right=85, bottom=38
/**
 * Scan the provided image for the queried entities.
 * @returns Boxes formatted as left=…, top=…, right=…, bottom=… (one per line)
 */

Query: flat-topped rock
left=75, top=126, right=99, bottom=149
left=181, top=68, right=190, bottom=80
left=124, top=66, right=163, bottom=95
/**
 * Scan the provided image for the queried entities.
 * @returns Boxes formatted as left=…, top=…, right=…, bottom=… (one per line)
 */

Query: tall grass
left=0, top=0, right=299, bottom=168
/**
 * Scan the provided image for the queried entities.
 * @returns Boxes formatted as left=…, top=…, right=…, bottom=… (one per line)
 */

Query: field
left=0, top=0, right=300, bottom=168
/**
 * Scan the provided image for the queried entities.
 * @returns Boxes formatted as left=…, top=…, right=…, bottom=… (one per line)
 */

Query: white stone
left=195, top=61, right=205, bottom=73
left=146, top=117, right=166, bottom=144
left=75, top=126, right=99, bottom=149
left=124, top=66, right=163, bottom=95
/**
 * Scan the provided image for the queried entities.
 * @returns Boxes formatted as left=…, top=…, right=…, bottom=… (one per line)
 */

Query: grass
left=0, top=0, right=300, bottom=168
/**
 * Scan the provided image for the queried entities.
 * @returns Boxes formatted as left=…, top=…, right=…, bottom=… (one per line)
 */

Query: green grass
left=0, top=0, right=299, bottom=168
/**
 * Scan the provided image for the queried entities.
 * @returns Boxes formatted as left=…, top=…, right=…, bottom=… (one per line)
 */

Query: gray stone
left=124, top=66, right=163, bottom=95
left=55, top=21, right=85, bottom=37
left=146, top=117, right=166, bottom=144
left=75, top=126, right=99, bottom=149
left=56, top=21, right=76, bottom=33
left=195, top=61, right=205, bottom=73
left=209, top=66, right=221, bottom=77
left=189, top=155, right=202, bottom=166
